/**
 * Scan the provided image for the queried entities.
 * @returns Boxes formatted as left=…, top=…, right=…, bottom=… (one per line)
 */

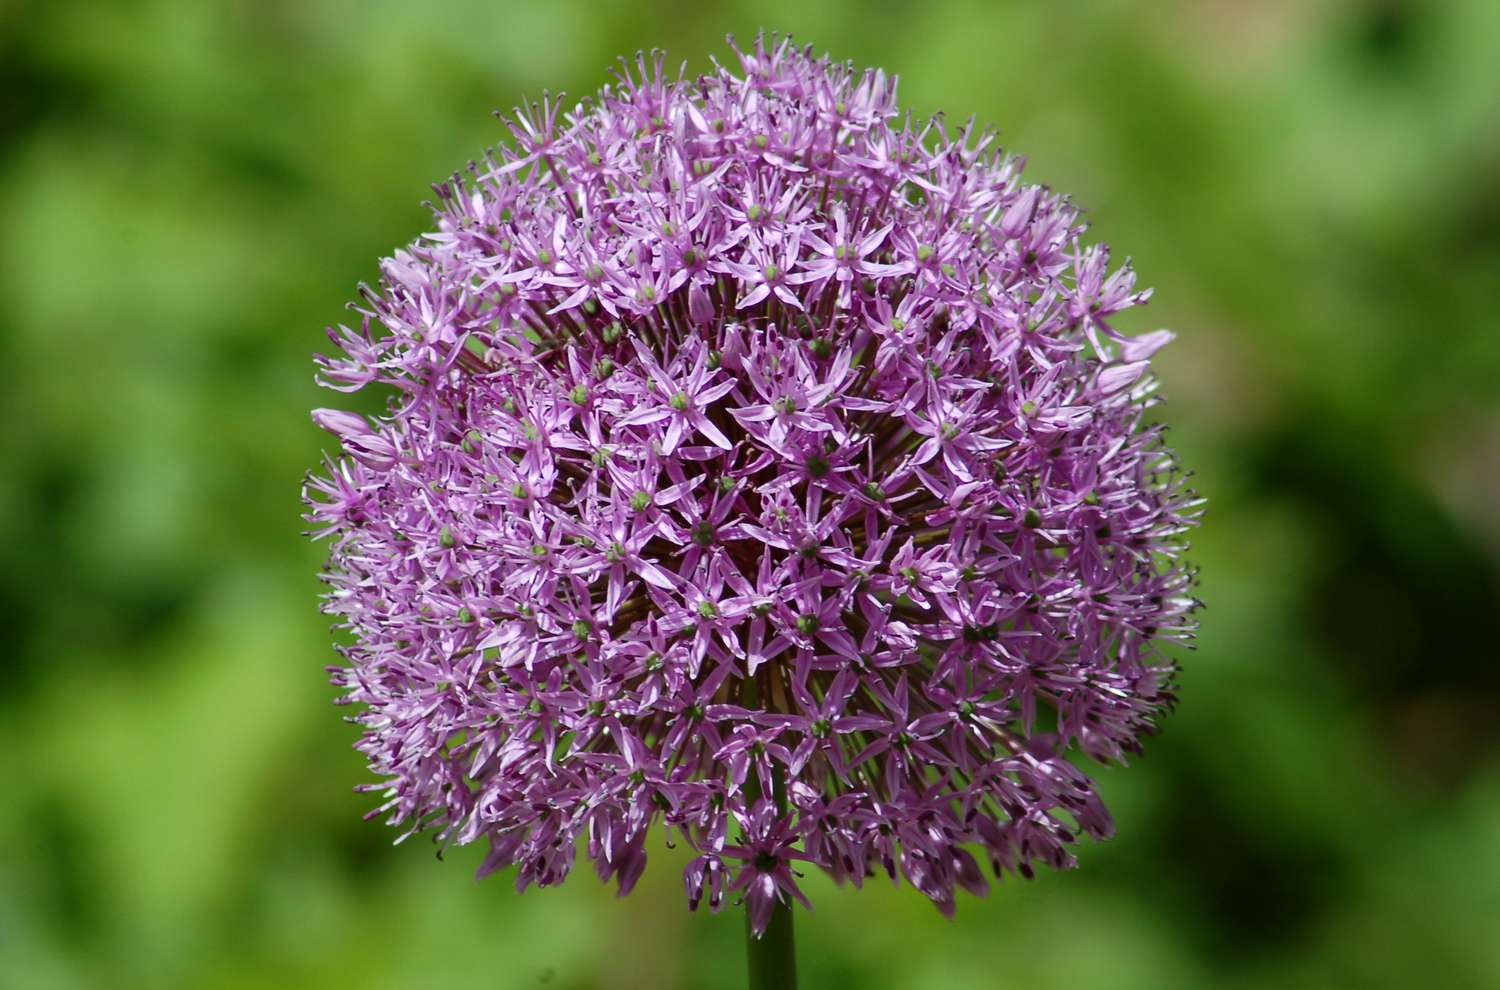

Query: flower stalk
left=745, top=892, right=796, bottom=990
left=741, top=672, right=796, bottom=989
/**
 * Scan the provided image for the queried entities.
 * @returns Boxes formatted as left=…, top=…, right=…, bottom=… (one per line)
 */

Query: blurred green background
left=3, top=1, right=1498, bottom=987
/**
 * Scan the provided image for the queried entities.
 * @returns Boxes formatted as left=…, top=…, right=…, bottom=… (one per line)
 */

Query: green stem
left=745, top=894, right=797, bottom=990
left=741, top=671, right=797, bottom=989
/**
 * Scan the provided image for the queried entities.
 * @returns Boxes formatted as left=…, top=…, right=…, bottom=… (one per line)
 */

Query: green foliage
left=2, top=1, right=1498, bottom=987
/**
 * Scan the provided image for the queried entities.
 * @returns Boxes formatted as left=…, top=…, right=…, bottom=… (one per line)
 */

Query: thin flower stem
left=741, top=677, right=797, bottom=990
left=741, top=672, right=798, bottom=990
left=745, top=889, right=797, bottom=990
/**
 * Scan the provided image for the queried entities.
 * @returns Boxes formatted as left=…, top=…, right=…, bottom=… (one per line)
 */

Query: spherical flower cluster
left=304, top=36, right=1202, bottom=933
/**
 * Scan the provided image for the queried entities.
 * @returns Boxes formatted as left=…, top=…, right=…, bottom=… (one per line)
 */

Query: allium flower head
left=305, top=35, right=1202, bottom=933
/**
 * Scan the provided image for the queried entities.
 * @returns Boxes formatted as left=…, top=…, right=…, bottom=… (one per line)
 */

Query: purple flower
left=722, top=802, right=814, bottom=935
left=788, top=205, right=907, bottom=307
left=304, top=34, right=1202, bottom=935
left=310, top=408, right=396, bottom=470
